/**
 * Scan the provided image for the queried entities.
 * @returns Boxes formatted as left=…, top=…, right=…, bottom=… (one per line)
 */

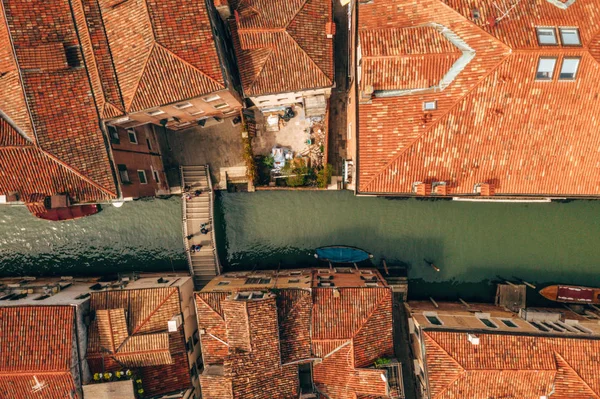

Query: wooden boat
left=314, top=246, right=373, bottom=263
left=33, top=204, right=101, bottom=221
left=539, top=285, right=600, bottom=304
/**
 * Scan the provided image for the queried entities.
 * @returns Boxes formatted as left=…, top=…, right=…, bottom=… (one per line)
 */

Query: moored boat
left=314, top=246, right=373, bottom=263
left=539, top=285, right=600, bottom=304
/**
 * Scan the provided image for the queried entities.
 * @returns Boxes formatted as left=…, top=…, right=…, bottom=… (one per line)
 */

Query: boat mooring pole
left=429, top=297, right=439, bottom=308
left=521, top=280, right=536, bottom=289
left=382, top=259, right=389, bottom=275
left=459, top=298, right=470, bottom=308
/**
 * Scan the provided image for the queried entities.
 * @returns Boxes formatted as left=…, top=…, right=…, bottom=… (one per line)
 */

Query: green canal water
left=1, top=191, right=599, bottom=302
left=215, top=191, right=600, bottom=302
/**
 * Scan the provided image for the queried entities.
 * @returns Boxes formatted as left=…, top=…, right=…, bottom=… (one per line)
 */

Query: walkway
left=181, top=165, right=221, bottom=288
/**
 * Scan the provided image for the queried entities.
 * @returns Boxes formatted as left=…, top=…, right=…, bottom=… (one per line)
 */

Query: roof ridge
left=155, top=43, right=225, bottom=90
left=431, top=372, right=466, bottom=399
left=131, top=287, right=178, bottom=335
left=361, top=50, right=512, bottom=193
left=554, top=352, right=600, bottom=398
left=284, top=31, right=333, bottom=85
left=351, top=288, right=391, bottom=339
left=196, top=293, right=226, bottom=321
left=284, top=0, right=309, bottom=30
left=38, top=147, right=117, bottom=198
left=246, top=46, right=275, bottom=95
left=125, top=41, right=157, bottom=112
left=422, top=331, right=465, bottom=372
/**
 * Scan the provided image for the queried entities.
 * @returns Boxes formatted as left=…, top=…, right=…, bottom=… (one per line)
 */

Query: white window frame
left=423, top=312, right=443, bottom=326
left=174, top=102, right=193, bottom=110
left=127, top=128, right=138, bottom=144
left=559, top=57, right=580, bottom=80
left=559, top=27, right=581, bottom=46
left=213, top=103, right=229, bottom=110
left=536, top=57, right=557, bottom=80
left=423, top=100, right=437, bottom=111
left=137, top=170, right=148, bottom=184
left=203, top=94, right=221, bottom=102
left=189, top=110, right=205, bottom=116
left=536, top=27, right=558, bottom=45
left=147, top=109, right=165, bottom=117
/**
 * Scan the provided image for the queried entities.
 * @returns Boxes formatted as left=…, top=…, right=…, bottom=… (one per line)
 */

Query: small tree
left=317, top=164, right=333, bottom=188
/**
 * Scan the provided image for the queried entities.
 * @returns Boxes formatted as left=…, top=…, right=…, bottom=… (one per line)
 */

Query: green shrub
left=317, top=164, right=333, bottom=188
left=262, top=154, right=275, bottom=168
left=374, top=357, right=392, bottom=367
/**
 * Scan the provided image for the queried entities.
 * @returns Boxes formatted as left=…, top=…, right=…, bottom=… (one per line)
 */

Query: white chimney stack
left=467, top=333, right=480, bottom=345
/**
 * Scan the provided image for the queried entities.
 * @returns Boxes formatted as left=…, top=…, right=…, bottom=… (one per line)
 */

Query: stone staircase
left=181, top=165, right=221, bottom=288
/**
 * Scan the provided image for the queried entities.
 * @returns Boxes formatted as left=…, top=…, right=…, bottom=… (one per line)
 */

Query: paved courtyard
left=155, top=116, right=245, bottom=189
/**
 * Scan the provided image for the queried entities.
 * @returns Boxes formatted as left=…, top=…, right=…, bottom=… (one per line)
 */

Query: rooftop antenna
left=31, top=376, right=47, bottom=393
left=492, top=0, right=522, bottom=24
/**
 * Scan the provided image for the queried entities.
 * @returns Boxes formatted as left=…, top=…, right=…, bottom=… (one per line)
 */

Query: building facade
left=195, top=267, right=403, bottom=399
left=356, top=0, right=600, bottom=199
left=406, top=299, right=600, bottom=398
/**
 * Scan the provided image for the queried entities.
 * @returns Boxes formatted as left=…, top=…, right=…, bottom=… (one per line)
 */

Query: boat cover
left=315, top=246, right=371, bottom=263
left=557, top=286, right=594, bottom=302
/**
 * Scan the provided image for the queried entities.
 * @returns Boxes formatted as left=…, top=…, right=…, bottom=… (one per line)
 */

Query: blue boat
left=314, top=246, right=372, bottom=263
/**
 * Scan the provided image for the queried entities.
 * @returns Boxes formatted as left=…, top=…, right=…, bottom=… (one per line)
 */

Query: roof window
left=288, top=279, right=300, bottom=283
left=529, top=321, right=550, bottom=332
left=423, top=100, right=437, bottom=111
left=65, top=45, right=82, bottom=68
left=317, top=275, right=333, bottom=281
left=147, top=109, right=165, bottom=117
left=217, top=281, right=230, bottom=286
left=334, top=268, right=353, bottom=274
left=425, top=315, right=442, bottom=326
left=536, top=27, right=557, bottom=45
left=359, top=270, right=373, bottom=275
left=536, top=57, right=557, bottom=80
left=245, top=277, right=271, bottom=284
left=559, top=28, right=581, bottom=46
left=559, top=57, right=580, bottom=80
left=365, top=282, right=379, bottom=287
left=203, top=95, right=221, bottom=102
left=318, top=281, right=334, bottom=287
left=318, top=269, right=330, bottom=274
left=478, top=318, right=498, bottom=328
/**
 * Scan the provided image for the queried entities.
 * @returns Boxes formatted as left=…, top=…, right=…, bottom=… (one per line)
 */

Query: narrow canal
left=1, top=191, right=600, bottom=302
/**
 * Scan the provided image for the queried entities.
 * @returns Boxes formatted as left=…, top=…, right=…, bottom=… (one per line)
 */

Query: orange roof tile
left=423, top=330, right=600, bottom=399
left=87, top=288, right=190, bottom=397
left=0, top=0, right=117, bottom=206
left=358, top=0, right=600, bottom=196
left=230, top=0, right=334, bottom=97
left=195, top=286, right=394, bottom=398
left=0, top=306, right=78, bottom=399
left=87, top=0, right=225, bottom=113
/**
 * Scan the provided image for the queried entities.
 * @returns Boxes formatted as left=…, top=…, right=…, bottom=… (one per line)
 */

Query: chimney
left=432, top=182, right=448, bottom=195
left=326, top=22, right=336, bottom=39
left=412, top=182, right=431, bottom=196
left=467, top=333, right=480, bottom=345
left=479, top=183, right=495, bottom=196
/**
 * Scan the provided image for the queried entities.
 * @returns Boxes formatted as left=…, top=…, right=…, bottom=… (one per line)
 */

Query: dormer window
left=559, top=28, right=581, bottom=46
left=423, top=100, right=437, bottom=111
left=559, top=57, right=580, bottom=80
left=536, top=57, right=557, bottom=80
left=536, top=27, right=557, bottom=45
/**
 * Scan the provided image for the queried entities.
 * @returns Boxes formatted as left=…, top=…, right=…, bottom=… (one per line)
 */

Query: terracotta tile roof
left=0, top=306, right=78, bottom=399
left=85, top=0, right=225, bottom=113
left=87, top=288, right=191, bottom=397
left=423, top=330, right=600, bottom=399
left=358, top=0, right=600, bottom=196
left=230, top=0, right=334, bottom=97
left=195, top=286, right=394, bottom=399
left=0, top=0, right=117, bottom=206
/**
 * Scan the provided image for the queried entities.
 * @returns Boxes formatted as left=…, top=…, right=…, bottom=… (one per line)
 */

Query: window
left=536, top=27, right=557, bottom=45
left=425, top=315, right=442, bottom=326
left=107, top=125, right=119, bottom=144
left=529, top=321, right=550, bottom=332
left=65, top=45, right=82, bottom=68
left=146, top=138, right=152, bottom=151
left=192, top=330, right=200, bottom=346
left=318, top=269, right=330, bottom=274
left=479, top=318, right=498, bottom=328
left=174, top=102, right=193, bottom=110
left=127, top=128, right=138, bottom=144
left=365, top=282, right=379, bottom=287
left=245, top=277, right=271, bottom=284
left=189, top=110, right=205, bottom=116
left=152, top=169, right=160, bottom=183
left=290, top=271, right=302, bottom=276
left=118, top=164, right=130, bottom=184
left=335, top=268, right=353, bottom=273
left=147, top=109, right=165, bottom=117
left=237, top=292, right=251, bottom=300
left=559, top=57, right=580, bottom=80
left=559, top=28, right=581, bottom=46
left=288, top=279, right=300, bottom=283
left=217, top=281, right=230, bottom=286
left=423, top=100, right=437, bottom=111
left=137, top=170, right=147, bottom=184
left=190, top=363, right=198, bottom=379
left=203, top=94, right=221, bottom=102
left=536, top=57, right=557, bottom=80
left=318, top=282, right=334, bottom=287
left=213, top=103, right=229, bottom=110
left=501, top=319, right=518, bottom=328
